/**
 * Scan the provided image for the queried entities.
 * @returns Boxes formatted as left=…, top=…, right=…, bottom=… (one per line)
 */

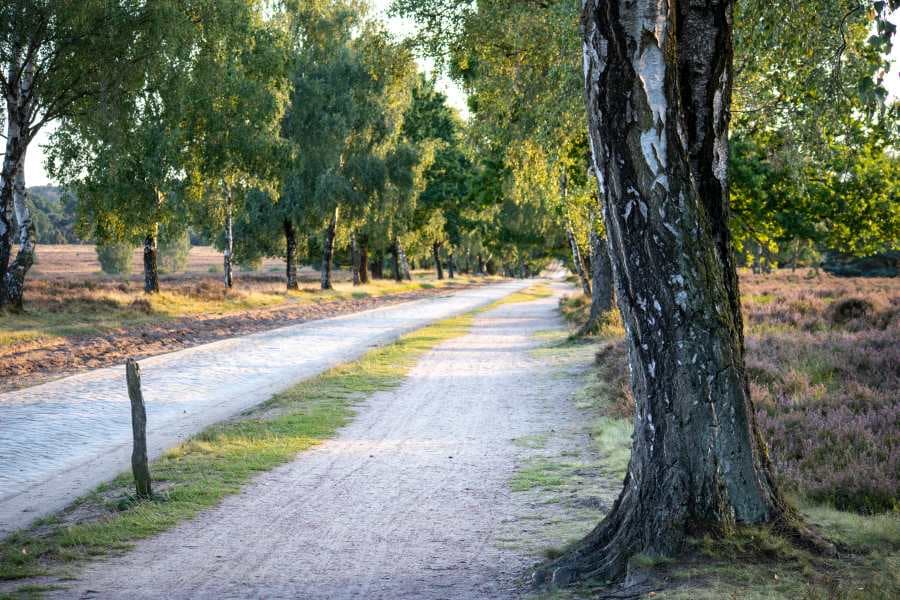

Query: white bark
left=224, top=201, right=234, bottom=288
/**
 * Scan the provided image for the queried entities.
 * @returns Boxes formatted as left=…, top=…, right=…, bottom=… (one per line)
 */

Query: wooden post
left=126, top=358, right=152, bottom=498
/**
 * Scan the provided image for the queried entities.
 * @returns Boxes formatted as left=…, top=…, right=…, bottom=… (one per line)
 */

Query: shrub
left=159, top=228, right=191, bottom=274
left=95, top=242, right=135, bottom=276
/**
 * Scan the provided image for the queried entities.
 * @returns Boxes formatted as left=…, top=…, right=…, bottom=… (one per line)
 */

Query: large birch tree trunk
left=284, top=219, right=299, bottom=290
left=143, top=228, right=160, bottom=294
left=5, top=149, right=35, bottom=312
left=539, top=0, right=826, bottom=586
left=320, top=206, right=339, bottom=290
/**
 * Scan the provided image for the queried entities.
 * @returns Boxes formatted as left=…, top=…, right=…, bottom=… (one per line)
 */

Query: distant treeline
left=15, top=186, right=80, bottom=245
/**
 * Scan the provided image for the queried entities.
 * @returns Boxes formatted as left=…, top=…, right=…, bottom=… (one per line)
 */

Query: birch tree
left=0, top=0, right=159, bottom=309
left=182, top=0, right=291, bottom=289
left=280, top=12, right=418, bottom=290
left=538, top=0, right=828, bottom=584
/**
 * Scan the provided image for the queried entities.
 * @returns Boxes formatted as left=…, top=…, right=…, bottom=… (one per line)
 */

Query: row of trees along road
left=393, top=0, right=899, bottom=586
left=2, top=0, right=515, bottom=308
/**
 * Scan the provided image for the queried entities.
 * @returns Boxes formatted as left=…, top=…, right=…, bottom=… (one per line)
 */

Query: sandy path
left=55, top=283, right=586, bottom=599
left=0, top=281, right=528, bottom=537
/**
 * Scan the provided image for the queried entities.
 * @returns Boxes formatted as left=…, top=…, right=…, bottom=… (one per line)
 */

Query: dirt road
left=55, top=283, right=597, bottom=599
left=0, top=281, right=529, bottom=537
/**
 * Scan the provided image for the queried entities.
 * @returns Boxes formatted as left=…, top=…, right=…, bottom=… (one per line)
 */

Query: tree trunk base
left=533, top=489, right=833, bottom=589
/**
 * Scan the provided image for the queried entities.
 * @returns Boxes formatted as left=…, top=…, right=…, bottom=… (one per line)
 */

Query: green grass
left=0, top=584, right=65, bottom=600
left=510, top=460, right=574, bottom=492
left=493, top=283, right=553, bottom=307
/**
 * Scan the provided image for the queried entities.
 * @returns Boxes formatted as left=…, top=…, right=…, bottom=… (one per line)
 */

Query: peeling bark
left=432, top=241, right=444, bottom=280
left=143, top=229, right=160, bottom=294
left=0, top=52, right=32, bottom=310
left=321, top=207, right=339, bottom=291
left=5, top=151, right=35, bottom=311
left=284, top=219, right=299, bottom=290
left=537, top=0, right=826, bottom=586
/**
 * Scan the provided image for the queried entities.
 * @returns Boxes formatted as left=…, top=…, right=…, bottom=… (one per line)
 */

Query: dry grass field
left=30, top=244, right=288, bottom=280
left=2, top=244, right=500, bottom=391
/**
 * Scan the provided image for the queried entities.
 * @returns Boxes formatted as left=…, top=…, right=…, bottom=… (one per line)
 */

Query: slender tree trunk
left=358, top=234, right=369, bottom=284
left=432, top=241, right=444, bottom=280
left=350, top=233, right=360, bottom=286
left=540, top=0, right=825, bottom=586
left=0, top=151, right=18, bottom=309
left=284, top=219, right=299, bottom=290
left=397, top=240, right=412, bottom=281
left=321, top=207, right=339, bottom=290
left=5, top=149, right=34, bottom=311
left=390, top=240, right=402, bottom=282
left=447, top=251, right=455, bottom=279
left=371, top=249, right=384, bottom=280
left=223, top=203, right=234, bottom=289
left=0, top=54, right=31, bottom=310
left=566, top=226, right=592, bottom=296
left=476, top=253, right=485, bottom=275
left=143, top=228, right=160, bottom=294
left=578, top=229, right=614, bottom=336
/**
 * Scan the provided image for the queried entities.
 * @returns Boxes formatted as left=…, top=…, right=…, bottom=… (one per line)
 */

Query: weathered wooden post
left=126, top=358, right=152, bottom=498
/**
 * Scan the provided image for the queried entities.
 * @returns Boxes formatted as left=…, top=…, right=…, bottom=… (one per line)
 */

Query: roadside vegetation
left=0, top=271, right=493, bottom=351
left=542, top=270, right=899, bottom=598
left=0, top=286, right=545, bottom=595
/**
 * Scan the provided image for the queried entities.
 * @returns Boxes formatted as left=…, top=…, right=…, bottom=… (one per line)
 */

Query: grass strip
left=0, top=282, right=547, bottom=591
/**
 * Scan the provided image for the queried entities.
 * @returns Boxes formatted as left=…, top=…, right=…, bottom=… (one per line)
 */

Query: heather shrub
left=827, top=297, right=875, bottom=325
left=590, top=270, right=899, bottom=514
